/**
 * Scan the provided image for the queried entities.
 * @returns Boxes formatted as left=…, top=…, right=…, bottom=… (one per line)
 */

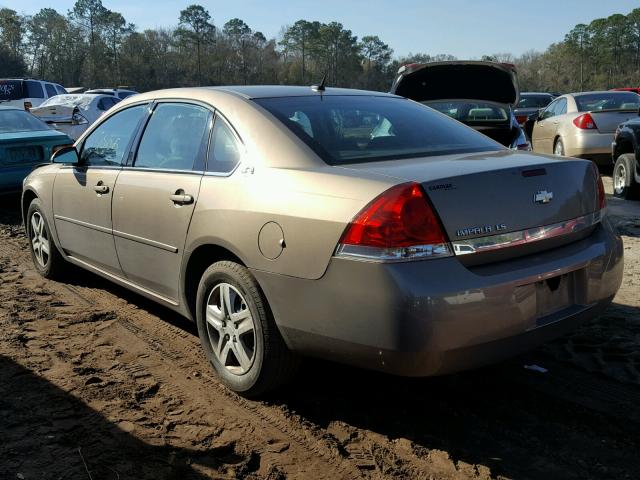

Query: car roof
left=520, top=92, right=554, bottom=96
left=0, top=106, right=22, bottom=111
left=571, top=90, right=633, bottom=97
left=205, top=85, right=397, bottom=99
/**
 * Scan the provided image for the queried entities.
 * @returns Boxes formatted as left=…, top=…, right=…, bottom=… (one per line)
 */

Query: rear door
left=52, top=104, right=149, bottom=275
left=111, top=101, right=212, bottom=301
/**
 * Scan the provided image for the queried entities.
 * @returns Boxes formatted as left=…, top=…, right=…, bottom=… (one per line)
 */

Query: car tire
left=195, top=261, right=298, bottom=397
left=26, top=198, right=67, bottom=279
left=613, top=153, right=640, bottom=200
left=554, top=137, right=565, bottom=156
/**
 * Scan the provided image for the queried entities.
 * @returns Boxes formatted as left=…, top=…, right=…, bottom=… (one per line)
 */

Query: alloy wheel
left=30, top=212, right=50, bottom=268
left=614, top=162, right=627, bottom=194
left=205, top=283, right=256, bottom=375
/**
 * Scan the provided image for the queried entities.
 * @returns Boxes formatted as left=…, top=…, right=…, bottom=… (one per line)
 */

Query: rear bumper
left=253, top=217, right=623, bottom=376
left=565, top=132, right=615, bottom=164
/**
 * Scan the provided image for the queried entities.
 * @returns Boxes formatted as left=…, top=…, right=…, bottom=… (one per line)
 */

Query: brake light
left=515, top=115, right=528, bottom=125
left=573, top=113, right=597, bottom=130
left=336, top=182, right=452, bottom=261
left=24, top=101, right=32, bottom=111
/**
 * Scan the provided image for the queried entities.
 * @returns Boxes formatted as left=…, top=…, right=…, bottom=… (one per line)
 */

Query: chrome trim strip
left=54, top=215, right=112, bottom=234
left=54, top=215, right=178, bottom=253
left=112, top=229, right=178, bottom=253
left=452, top=210, right=602, bottom=256
left=335, top=243, right=453, bottom=262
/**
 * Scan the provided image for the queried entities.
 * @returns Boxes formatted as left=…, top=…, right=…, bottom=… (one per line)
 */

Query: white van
left=0, top=78, right=67, bottom=111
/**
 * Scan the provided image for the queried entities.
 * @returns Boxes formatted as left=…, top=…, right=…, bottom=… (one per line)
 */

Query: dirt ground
left=1, top=175, right=639, bottom=480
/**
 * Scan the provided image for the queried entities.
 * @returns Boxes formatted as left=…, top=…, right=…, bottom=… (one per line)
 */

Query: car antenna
left=311, top=73, right=327, bottom=92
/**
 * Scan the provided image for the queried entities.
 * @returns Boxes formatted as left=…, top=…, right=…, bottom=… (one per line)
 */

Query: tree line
left=0, top=1, right=639, bottom=93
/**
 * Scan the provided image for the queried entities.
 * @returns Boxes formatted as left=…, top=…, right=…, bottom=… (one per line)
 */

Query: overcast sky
left=6, top=0, right=639, bottom=58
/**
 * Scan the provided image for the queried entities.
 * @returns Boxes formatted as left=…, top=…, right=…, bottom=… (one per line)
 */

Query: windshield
left=575, top=92, right=640, bottom=112
left=424, top=100, right=509, bottom=123
left=517, top=94, right=553, bottom=109
left=0, top=109, right=50, bottom=133
left=0, top=80, right=23, bottom=101
left=39, top=94, right=92, bottom=109
left=254, top=96, right=502, bottom=165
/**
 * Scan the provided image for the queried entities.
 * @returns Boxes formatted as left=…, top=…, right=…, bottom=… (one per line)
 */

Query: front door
left=53, top=104, right=148, bottom=275
left=111, top=102, right=212, bottom=301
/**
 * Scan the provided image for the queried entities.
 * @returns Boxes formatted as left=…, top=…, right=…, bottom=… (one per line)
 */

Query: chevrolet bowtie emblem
left=534, top=190, right=554, bottom=204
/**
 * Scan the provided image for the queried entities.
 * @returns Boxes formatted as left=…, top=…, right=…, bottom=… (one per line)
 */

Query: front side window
left=134, top=103, right=210, bottom=171
left=255, top=96, right=502, bottom=165
left=207, top=116, right=242, bottom=173
left=81, top=104, right=147, bottom=167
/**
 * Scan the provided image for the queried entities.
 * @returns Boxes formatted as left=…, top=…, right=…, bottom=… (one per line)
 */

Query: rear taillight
left=336, top=182, right=452, bottom=261
left=515, top=115, right=528, bottom=125
left=594, top=164, right=606, bottom=210
left=24, top=101, right=32, bottom=111
left=573, top=113, right=597, bottom=130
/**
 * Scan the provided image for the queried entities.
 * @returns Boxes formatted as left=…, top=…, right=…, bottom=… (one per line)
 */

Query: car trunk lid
left=588, top=109, right=640, bottom=134
left=30, top=105, right=77, bottom=124
left=340, top=151, right=600, bottom=260
left=391, top=61, right=519, bottom=106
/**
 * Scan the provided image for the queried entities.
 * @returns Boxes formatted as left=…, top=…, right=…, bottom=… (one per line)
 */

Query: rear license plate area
left=535, top=272, right=576, bottom=326
left=6, top=146, right=43, bottom=165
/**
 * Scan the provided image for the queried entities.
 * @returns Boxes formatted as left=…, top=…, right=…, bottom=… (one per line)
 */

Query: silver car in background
left=22, top=86, right=623, bottom=396
left=531, top=90, right=640, bottom=165
left=30, top=94, right=121, bottom=140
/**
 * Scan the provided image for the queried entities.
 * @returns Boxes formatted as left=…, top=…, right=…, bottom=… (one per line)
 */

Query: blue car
left=0, top=106, right=72, bottom=194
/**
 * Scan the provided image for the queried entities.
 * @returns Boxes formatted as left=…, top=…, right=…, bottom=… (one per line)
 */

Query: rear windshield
left=0, top=109, right=50, bottom=133
left=0, top=80, right=23, bottom=101
left=517, top=94, right=553, bottom=109
left=424, top=100, right=509, bottom=122
left=575, top=92, right=640, bottom=112
left=254, top=96, right=502, bottom=165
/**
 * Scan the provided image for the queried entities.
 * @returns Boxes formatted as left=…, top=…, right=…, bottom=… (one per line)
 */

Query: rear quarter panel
left=184, top=165, right=397, bottom=280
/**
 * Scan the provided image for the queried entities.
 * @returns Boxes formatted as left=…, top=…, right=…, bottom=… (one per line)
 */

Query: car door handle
left=170, top=191, right=194, bottom=205
left=93, top=183, right=109, bottom=194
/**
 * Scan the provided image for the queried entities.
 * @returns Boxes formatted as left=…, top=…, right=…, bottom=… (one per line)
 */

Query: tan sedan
left=21, top=86, right=622, bottom=396
left=531, top=91, right=640, bottom=165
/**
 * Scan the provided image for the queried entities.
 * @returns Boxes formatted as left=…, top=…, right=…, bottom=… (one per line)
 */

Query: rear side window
left=44, top=83, right=57, bottom=97
left=81, top=104, right=147, bottom=167
left=25, top=81, right=44, bottom=98
left=255, top=96, right=501, bottom=165
left=0, top=80, right=23, bottom=100
left=207, top=116, right=242, bottom=173
left=135, top=103, right=211, bottom=171
left=575, top=92, right=640, bottom=112
left=55, top=85, right=67, bottom=95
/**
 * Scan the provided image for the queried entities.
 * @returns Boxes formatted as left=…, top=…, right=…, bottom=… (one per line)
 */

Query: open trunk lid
left=342, top=151, right=600, bottom=263
left=391, top=61, right=519, bottom=106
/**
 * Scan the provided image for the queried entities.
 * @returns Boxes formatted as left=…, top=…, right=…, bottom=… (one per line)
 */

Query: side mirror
left=535, top=108, right=545, bottom=121
left=51, top=145, right=80, bottom=165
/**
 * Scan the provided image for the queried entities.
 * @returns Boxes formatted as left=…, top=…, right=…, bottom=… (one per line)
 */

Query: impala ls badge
left=534, top=190, right=553, bottom=204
